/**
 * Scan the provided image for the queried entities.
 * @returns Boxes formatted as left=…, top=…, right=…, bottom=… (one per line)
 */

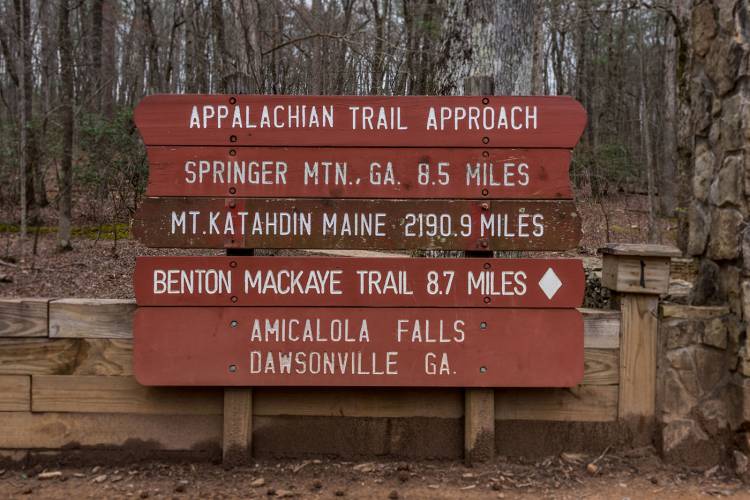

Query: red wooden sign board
left=145, top=146, right=572, bottom=199
left=134, top=95, right=586, bottom=148
left=131, top=198, right=581, bottom=251
left=133, top=307, right=584, bottom=387
left=134, top=256, right=584, bottom=308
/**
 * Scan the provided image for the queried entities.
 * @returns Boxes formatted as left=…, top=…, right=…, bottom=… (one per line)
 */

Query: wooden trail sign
left=131, top=198, right=581, bottom=251
left=130, top=93, right=588, bottom=392
left=145, top=147, right=572, bottom=199
left=133, top=95, right=587, bottom=148
left=134, top=256, right=585, bottom=308
left=133, top=307, right=584, bottom=387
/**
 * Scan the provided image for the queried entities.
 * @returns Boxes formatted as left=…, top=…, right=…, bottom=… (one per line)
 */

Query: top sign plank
left=134, top=95, right=587, bottom=148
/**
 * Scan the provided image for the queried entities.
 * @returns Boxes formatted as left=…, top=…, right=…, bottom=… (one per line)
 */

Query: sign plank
left=134, top=95, right=586, bottom=148
left=134, top=257, right=584, bottom=308
left=132, top=198, right=581, bottom=251
left=145, top=147, right=572, bottom=199
left=133, top=307, right=584, bottom=387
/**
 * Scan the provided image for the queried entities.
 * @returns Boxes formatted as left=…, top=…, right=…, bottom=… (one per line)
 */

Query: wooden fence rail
left=0, top=298, right=620, bottom=456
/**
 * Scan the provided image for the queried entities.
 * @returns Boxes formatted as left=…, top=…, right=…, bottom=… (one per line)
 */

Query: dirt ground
left=0, top=449, right=747, bottom=499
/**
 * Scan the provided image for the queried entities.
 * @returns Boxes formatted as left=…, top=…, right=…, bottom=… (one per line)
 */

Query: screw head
left=480, top=321, right=487, bottom=329
left=229, top=364, right=237, bottom=373
left=479, top=366, right=487, bottom=373
left=230, top=320, right=238, bottom=328
left=231, top=296, right=238, bottom=303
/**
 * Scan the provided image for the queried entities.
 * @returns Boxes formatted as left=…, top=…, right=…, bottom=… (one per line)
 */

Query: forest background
left=0, top=0, right=685, bottom=253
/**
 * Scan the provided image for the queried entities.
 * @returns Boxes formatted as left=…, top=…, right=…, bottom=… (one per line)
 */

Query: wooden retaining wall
left=0, top=298, right=622, bottom=459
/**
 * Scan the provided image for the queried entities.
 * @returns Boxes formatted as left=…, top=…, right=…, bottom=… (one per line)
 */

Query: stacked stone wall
left=678, top=0, right=750, bottom=467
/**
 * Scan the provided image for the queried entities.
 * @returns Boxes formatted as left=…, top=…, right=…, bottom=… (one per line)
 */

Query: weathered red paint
left=134, top=256, right=584, bottom=308
left=131, top=198, right=581, bottom=251
left=133, top=307, right=584, bottom=387
left=145, top=146, right=573, bottom=199
left=133, top=95, right=587, bottom=148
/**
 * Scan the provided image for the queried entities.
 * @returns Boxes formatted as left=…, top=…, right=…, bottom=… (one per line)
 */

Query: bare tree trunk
left=100, top=0, right=116, bottom=116
left=211, top=0, right=227, bottom=92
left=638, top=23, right=658, bottom=243
left=660, top=12, right=678, bottom=217
left=17, top=0, right=28, bottom=241
left=91, top=0, right=104, bottom=111
left=530, top=1, right=545, bottom=95
left=437, top=0, right=537, bottom=95
left=369, top=0, right=386, bottom=94
left=58, top=0, right=74, bottom=250
left=308, top=0, right=324, bottom=94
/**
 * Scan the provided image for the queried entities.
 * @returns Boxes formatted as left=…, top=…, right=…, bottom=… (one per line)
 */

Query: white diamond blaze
left=538, top=268, right=562, bottom=300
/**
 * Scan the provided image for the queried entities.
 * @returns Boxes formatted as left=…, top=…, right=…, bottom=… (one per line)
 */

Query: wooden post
left=223, top=248, right=254, bottom=465
left=222, top=388, right=253, bottom=465
left=600, top=243, right=680, bottom=440
left=463, top=75, right=495, bottom=465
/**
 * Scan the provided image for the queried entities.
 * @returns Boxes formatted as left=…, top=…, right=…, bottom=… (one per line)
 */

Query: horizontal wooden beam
left=580, top=308, right=620, bottom=348
left=495, top=386, right=618, bottom=422
left=49, top=298, right=136, bottom=339
left=8, top=299, right=619, bottom=344
left=32, top=375, right=223, bottom=415
left=254, top=388, right=464, bottom=419
left=0, top=411, right=221, bottom=450
left=0, top=338, right=133, bottom=376
left=29, top=340, right=614, bottom=418
left=0, top=375, right=30, bottom=411
left=0, top=338, right=80, bottom=375
left=0, top=298, right=49, bottom=338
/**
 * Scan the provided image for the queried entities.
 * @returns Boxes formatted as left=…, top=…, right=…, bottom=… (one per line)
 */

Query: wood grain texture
left=601, top=255, right=672, bottom=295
left=582, top=349, right=619, bottom=385
left=0, top=375, right=30, bottom=411
left=31, top=375, right=223, bottom=414
left=600, top=243, right=681, bottom=257
left=49, top=298, right=136, bottom=338
left=132, top=197, right=582, bottom=252
left=580, top=308, right=620, bottom=348
left=465, top=388, right=494, bottom=463
left=0, top=338, right=134, bottom=376
left=0, top=338, right=80, bottom=375
left=134, top=95, right=587, bottom=148
left=71, top=339, right=133, bottom=376
left=253, top=388, right=463, bottom=418
left=222, top=388, right=253, bottom=464
left=0, top=411, right=221, bottom=450
left=0, top=298, right=49, bottom=337
left=146, top=146, right=573, bottom=199
left=495, top=386, right=618, bottom=422
left=618, top=295, right=658, bottom=418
